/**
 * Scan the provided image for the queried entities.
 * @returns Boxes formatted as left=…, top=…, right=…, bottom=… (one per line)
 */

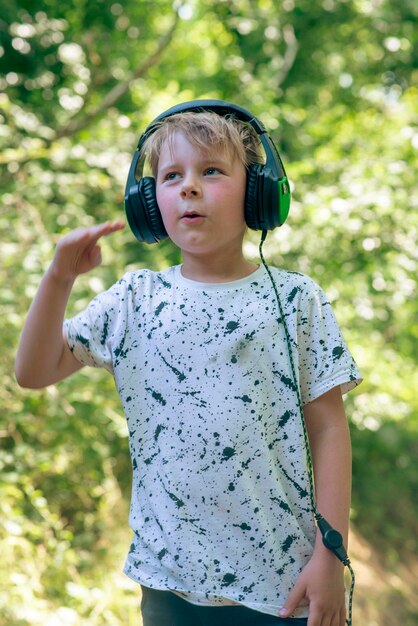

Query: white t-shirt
left=64, top=264, right=362, bottom=617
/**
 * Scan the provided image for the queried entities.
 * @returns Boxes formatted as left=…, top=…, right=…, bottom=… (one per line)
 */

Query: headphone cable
left=259, top=230, right=355, bottom=626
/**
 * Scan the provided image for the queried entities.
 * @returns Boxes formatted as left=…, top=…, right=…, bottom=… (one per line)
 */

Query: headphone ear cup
left=125, top=176, right=168, bottom=244
left=139, top=177, right=168, bottom=243
left=245, top=163, right=262, bottom=230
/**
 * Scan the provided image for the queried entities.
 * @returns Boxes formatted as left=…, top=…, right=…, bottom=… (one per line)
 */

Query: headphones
left=124, top=99, right=291, bottom=244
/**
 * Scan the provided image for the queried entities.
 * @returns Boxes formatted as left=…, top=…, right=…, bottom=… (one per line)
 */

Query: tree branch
left=276, top=24, right=299, bottom=88
left=53, top=11, right=180, bottom=140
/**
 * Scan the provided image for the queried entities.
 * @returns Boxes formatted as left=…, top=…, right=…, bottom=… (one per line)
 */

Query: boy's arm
left=15, top=221, right=125, bottom=389
left=279, top=385, right=351, bottom=626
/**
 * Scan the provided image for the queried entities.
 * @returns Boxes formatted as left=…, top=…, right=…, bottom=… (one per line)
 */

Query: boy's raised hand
left=51, top=221, right=125, bottom=282
left=15, top=220, right=125, bottom=389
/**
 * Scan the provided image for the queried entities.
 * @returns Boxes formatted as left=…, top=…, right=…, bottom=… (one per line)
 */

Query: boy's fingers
left=279, top=582, right=306, bottom=618
left=89, top=245, right=102, bottom=267
left=53, top=221, right=125, bottom=278
left=88, top=220, right=125, bottom=243
left=73, top=221, right=125, bottom=254
left=306, top=604, right=322, bottom=626
left=83, top=221, right=125, bottom=262
left=105, top=219, right=126, bottom=233
left=339, top=607, right=347, bottom=626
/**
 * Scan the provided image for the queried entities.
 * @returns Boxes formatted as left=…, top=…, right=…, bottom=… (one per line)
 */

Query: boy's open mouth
left=182, top=211, right=204, bottom=220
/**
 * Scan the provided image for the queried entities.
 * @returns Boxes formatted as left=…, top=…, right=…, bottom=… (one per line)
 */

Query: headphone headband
left=138, top=100, right=267, bottom=149
left=124, top=99, right=291, bottom=243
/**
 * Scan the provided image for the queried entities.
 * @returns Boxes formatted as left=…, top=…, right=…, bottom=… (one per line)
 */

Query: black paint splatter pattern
left=64, top=264, right=362, bottom=617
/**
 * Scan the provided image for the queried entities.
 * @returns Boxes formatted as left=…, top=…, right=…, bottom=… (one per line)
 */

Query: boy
left=16, top=102, right=362, bottom=626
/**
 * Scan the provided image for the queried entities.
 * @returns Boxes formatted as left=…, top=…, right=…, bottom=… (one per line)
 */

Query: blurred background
left=1, top=1, right=417, bottom=624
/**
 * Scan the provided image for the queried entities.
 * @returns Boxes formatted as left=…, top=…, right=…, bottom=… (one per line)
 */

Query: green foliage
left=1, top=0, right=417, bottom=624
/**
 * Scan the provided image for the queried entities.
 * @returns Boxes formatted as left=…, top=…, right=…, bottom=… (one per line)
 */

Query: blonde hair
left=142, top=111, right=264, bottom=176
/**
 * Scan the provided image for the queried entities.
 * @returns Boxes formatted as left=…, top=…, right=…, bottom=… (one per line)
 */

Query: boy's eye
left=165, top=172, right=180, bottom=181
left=205, top=167, right=221, bottom=176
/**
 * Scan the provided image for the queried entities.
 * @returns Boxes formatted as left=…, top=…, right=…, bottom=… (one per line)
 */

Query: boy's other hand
left=278, top=550, right=346, bottom=626
left=50, top=221, right=125, bottom=282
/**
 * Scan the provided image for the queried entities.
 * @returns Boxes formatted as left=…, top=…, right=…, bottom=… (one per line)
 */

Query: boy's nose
left=180, top=177, right=202, bottom=198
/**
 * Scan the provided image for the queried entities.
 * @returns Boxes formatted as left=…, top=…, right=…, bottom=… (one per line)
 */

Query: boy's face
left=155, top=131, right=247, bottom=261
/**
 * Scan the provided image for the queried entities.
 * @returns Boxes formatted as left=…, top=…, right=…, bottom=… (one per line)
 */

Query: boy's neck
left=180, top=252, right=258, bottom=284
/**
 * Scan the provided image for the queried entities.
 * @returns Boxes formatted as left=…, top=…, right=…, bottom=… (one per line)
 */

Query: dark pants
left=140, top=586, right=308, bottom=626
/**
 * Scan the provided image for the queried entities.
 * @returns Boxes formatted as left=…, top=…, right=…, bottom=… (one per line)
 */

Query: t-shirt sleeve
left=297, top=281, right=362, bottom=404
left=63, top=276, right=129, bottom=374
